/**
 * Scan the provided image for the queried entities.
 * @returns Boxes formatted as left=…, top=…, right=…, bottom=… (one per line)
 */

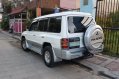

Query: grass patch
left=103, top=30, right=119, bottom=57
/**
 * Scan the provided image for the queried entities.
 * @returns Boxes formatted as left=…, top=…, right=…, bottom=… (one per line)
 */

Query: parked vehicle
left=21, top=12, right=104, bottom=67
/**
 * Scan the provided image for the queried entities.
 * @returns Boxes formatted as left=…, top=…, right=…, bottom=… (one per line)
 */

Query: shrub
left=109, top=11, right=119, bottom=27
left=1, top=15, right=9, bottom=30
left=24, top=19, right=32, bottom=29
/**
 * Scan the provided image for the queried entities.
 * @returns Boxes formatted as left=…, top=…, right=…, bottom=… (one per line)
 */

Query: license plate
left=69, top=41, right=80, bottom=47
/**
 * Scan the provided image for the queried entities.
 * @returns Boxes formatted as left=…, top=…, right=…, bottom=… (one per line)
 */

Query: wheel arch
left=21, top=36, right=25, bottom=41
left=42, top=42, right=62, bottom=62
left=42, top=42, right=52, bottom=54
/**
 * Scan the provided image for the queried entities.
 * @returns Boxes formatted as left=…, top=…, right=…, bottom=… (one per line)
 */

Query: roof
left=9, top=1, right=35, bottom=15
left=9, top=6, right=26, bottom=15
left=34, top=12, right=92, bottom=21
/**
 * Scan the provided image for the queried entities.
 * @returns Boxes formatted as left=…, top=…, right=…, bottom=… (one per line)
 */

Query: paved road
left=0, top=32, right=108, bottom=79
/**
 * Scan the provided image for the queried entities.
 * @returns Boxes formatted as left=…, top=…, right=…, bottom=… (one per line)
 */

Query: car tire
left=21, top=38, right=29, bottom=51
left=43, top=46, right=55, bottom=67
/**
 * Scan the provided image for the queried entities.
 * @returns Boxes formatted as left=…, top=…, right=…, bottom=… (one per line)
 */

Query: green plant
left=3, top=2, right=12, bottom=14
left=24, top=19, right=32, bottom=29
left=1, top=15, right=9, bottom=30
left=103, top=30, right=119, bottom=57
left=96, top=16, right=112, bottom=28
left=109, top=11, right=119, bottom=27
left=96, top=11, right=119, bottom=57
left=27, top=9, right=36, bottom=19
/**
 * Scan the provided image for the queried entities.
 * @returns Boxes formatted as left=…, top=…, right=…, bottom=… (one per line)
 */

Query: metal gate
left=96, top=0, right=119, bottom=56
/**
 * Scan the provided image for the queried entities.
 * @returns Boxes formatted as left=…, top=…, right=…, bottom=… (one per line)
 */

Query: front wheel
left=43, top=46, right=55, bottom=67
left=21, top=38, right=29, bottom=51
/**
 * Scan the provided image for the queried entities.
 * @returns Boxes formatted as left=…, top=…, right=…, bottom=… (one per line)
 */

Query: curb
left=0, top=30, right=21, bottom=41
left=73, top=56, right=119, bottom=79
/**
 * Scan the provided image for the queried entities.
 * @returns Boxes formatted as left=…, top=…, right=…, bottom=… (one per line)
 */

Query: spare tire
left=84, top=25, right=104, bottom=53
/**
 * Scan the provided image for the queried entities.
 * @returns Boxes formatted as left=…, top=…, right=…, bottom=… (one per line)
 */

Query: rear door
left=32, top=18, right=49, bottom=51
left=67, top=16, right=95, bottom=49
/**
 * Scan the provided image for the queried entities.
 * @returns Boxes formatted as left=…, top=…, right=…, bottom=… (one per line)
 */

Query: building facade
left=60, top=0, right=80, bottom=10
left=8, top=0, right=81, bottom=33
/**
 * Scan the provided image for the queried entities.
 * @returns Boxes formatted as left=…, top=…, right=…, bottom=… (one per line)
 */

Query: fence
left=96, top=0, right=119, bottom=56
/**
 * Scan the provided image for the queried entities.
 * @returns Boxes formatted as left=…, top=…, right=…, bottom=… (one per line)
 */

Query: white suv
left=21, top=12, right=104, bottom=67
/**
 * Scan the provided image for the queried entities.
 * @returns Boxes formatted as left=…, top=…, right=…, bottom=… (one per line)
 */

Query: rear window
left=68, top=16, right=95, bottom=33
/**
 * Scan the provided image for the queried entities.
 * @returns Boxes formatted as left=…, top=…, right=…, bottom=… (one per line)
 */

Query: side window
left=29, top=22, right=38, bottom=31
left=43, top=19, right=48, bottom=31
left=48, top=17, right=61, bottom=33
left=38, top=20, right=44, bottom=31
left=37, top=19, right=48, bottom=31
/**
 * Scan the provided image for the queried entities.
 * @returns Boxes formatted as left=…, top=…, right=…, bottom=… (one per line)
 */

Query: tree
left=1, top=15, right=9, bottom=30
left=3, top=2, right=12, bottom=14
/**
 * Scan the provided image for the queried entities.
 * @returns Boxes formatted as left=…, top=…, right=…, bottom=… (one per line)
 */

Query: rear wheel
left=21, top=38, right=29, bottom=51
left=43, top=46, right=55, bottom=67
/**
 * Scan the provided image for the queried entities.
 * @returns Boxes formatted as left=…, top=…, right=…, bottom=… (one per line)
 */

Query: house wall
left=40, top=0, right=60, bottom=9
left=40, top=0, right=80, bottom=10
left=80, top=0, right=97, bottom=18
left=60, top=0, right=80, bottom=10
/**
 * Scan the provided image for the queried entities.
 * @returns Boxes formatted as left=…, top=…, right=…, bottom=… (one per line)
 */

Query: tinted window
left=43, top=19, right=48, bottom=31
left=29, top=22, right=38, bottom=31
left=48, top=17, right=61, bottom=33
left=38, top=20, right=44, bottom=31
left=68, top=16, right=95, bottom=33
left=37, top=19, right=48, bottom=31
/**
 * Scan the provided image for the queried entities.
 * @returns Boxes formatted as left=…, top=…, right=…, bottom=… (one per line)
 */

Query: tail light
left=61, top=38, right=69, bottom=49
left=61, top=37, right=80, bottom=49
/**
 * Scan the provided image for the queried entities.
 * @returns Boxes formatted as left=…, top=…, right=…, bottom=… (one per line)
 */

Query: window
left=83, top=0, right=88, bottom=5
left=29, top=22, right=38, bottom=31
left=22, top=13, right=26, bottom=19
left=68, top=16, right=95, bottom=33
left=43, top=19, right=49, bottom=31
left=37, top=19, right=48, bottom=31
left=38, top=20, right=44, bottom=31
left=48, top=17, right=61, bottom=33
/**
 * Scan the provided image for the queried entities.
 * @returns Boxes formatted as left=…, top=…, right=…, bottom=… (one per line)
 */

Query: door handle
left=33, top=35, right=36, bottom=36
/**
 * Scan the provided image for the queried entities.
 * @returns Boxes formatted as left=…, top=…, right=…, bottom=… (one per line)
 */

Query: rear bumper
left=61, top=47, right=86, bottom=60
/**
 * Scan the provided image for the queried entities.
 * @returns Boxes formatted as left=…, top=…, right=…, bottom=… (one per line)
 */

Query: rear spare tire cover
left=84, top=25, right=104, bottom=53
